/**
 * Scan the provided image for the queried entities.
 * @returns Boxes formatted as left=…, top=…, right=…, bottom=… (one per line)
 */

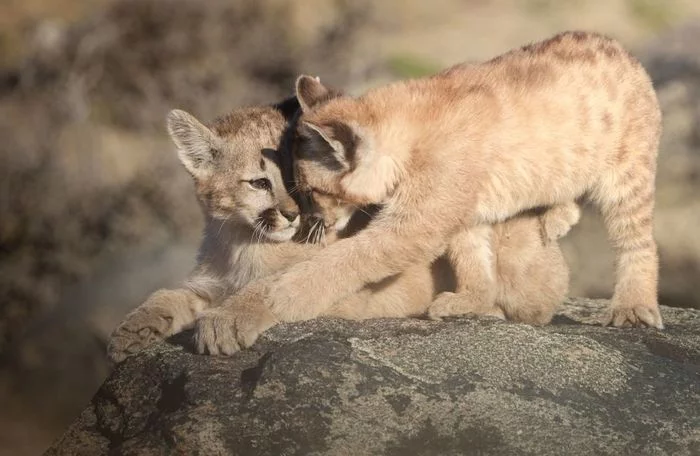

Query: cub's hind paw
left=604, top=304, right=664, bottom=329
left=540, top=202, right=581, bottom=244
left=427, top=292, right=504, bottom=321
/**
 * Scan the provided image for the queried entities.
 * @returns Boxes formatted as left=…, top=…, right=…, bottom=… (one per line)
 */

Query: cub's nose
left=280, top=209, right=299, bottom=223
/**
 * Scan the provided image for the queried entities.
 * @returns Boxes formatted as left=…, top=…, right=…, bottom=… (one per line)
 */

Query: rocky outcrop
left=46, top=298, right=700, bottom=455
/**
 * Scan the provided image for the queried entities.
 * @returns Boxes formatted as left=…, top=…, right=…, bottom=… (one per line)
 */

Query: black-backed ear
left=166, top=109, right=219, bottom=179
left=295, top=75, right=342, bottom=112
left=273, top=95, right=301, bottom=121
left=300, top=120, right=355, bottom=169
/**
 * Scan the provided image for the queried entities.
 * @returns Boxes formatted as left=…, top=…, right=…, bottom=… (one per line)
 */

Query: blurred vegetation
left=629, top=0, right=678, bottom=31
left=387, top=54, right=441, bottom=78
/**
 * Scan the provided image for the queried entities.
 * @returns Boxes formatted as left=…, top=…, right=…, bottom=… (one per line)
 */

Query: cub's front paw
left=605, top=302, right=664, bottom=329
left=194, top=306, right=278, bottom=356
left=108, top=305, right=176, bottom=363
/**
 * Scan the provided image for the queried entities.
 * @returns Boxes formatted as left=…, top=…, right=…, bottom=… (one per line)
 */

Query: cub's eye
left=249, top=178, right=271, bottom=191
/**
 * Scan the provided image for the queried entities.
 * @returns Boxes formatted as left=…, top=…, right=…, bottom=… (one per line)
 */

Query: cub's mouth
left=254, top=208, right=300, bottom=243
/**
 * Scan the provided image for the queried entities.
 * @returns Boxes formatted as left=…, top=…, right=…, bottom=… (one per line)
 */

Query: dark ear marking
left=273, top=95, right=301, bottom=121
left=326, top=120, right=357, bottom=164
left=299, top=120, right=357, bottom=171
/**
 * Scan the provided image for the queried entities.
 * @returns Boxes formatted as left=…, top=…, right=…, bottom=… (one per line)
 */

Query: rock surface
left=46, top=298, right=699, bottom=456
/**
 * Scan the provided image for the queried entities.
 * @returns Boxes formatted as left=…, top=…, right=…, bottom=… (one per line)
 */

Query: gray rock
left=46, top=298, right=699, bottom=456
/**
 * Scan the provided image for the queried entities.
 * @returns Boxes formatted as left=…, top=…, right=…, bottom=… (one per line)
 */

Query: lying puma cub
left=109, top=99, right=433, bottom=361
left=107, top=98, right=306, bottom=362
left=197, top=31, right=662, bottom=352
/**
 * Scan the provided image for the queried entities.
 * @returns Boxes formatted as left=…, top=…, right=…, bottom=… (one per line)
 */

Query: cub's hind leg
left=495, top=215, right=570, bottom=326
left=427, top=225, right=504, bottom=320
left=594, top=136, right=662, bottom=328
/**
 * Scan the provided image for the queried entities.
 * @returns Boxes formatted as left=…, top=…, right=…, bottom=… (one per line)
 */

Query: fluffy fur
left=192, top=73, right=583, bottom=355
left=108, top=101, right=312, bottom=362
left=193, top=31, right=663, bottom=354
left=107, top=100, right=430, bottom=361
left=295, top=78, right=581, bottom=325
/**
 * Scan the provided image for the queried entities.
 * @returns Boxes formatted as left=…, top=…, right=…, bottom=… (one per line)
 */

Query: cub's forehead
left=210, top=107, right=287, bottom=144
left=210, top=106, right=288, bottom=166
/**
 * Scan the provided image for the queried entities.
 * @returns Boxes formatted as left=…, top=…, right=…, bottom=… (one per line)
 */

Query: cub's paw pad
left=605, top=305, right=664, bottom=329
left=107, top=306, right=175, bottom=363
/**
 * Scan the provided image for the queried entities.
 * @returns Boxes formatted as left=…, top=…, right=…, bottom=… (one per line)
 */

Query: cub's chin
left=263, top=226, right=297, bottom=243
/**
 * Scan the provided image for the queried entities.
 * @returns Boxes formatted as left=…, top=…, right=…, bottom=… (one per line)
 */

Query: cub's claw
left=605, top=304, right=664, bottom=329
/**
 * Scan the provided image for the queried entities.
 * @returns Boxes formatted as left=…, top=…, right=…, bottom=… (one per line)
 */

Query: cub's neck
left=189, top=216, right=314, bottom=301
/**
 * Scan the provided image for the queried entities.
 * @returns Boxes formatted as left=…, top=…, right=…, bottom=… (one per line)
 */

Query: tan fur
left=201, top=31, right=662, bottom=351
left=108, top=102, right=314, bottom=362
left=311, top=196, right=579, bottom=325
left=428, top=203, right=580, bottom=324
left=294, top=79, right=580, bottom=325
left=192, top=77, right=583, bottom=355
left=108, top=102, right=428, bottom=360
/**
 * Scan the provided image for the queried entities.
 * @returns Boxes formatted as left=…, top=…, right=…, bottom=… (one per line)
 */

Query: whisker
left=349, top=204, right=372, bottom=217
left=319, top=225, right=326, bottom=246
left=305, top=219, right=319, bottom=245
left=216, top=215, right=231, bottom=238
left=250, top=220, right=261, bottom=244
left=314, top=223, right=324, bottom=245
left=257, top=221, right=267, bottom=244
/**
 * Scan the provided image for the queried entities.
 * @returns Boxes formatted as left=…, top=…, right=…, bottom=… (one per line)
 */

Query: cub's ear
left=299, top=120, right=355, bottom=169
left=295, top=75, right=342, bottom=112
left=166, top=109, right=219, bottom=179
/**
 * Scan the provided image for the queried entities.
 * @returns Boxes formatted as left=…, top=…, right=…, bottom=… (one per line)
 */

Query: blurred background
left=1, top=0, right=699, bottom=454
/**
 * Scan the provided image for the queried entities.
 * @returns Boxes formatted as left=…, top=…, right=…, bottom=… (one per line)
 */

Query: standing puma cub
left=293, top=79, right=582, bottom=325
left=196, top=31, right=662, bottom=351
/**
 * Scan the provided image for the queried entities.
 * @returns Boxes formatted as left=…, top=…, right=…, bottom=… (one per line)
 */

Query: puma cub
left=109, top=99, right=433, bottom=360
left=195, top=31, right=662, bottom=352
left=293, top=79, right=581, bottom=324
left=107, top=98, right=307, bottom=362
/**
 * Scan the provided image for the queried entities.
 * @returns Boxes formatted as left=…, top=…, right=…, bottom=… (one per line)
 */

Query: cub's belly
left=473, top=162, right=592, bottom=224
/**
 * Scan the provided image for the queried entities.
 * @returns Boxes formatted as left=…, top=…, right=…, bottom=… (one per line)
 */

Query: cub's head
left=290, top=77, right=379, bottom=243
left=292, top=75, right=402, bottom=209
left=167, top=101, right=301, bottom=242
